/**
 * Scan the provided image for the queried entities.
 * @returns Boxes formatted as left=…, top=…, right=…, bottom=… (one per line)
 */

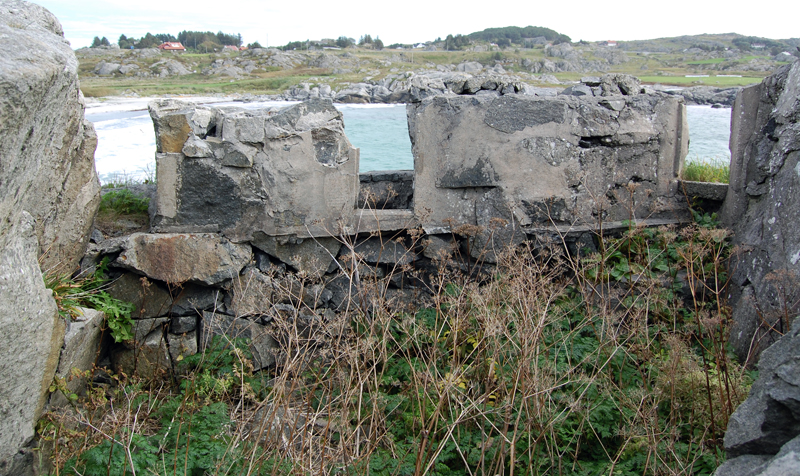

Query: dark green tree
left=154, top=33, right=177, bottom=43
left=136, top=33, right=159, bottom=49
left=374, top=37, right=384, bottom=50
left=247, top=41, right=263, bottom=49
left=336, top=36, right=353, bottom=48
left=118, top=34, right=135, bottom=49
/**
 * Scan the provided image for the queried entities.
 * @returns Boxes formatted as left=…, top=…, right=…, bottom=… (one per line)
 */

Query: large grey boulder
left=115, top=233, right=252, bottom=286
left=0, top=212, right=64, bottom=475
left=150, top=98, right=360, bottom=240
left=94, top=60, right=121, bottom=75
left=408, top=92, right=689, bottom=261
left=0, top=1, right=100, bottom=472
left=721, top=61, right=800, bottom=363
left=0, top=1, right=100, bottom=274
left=715, top=324, right=800, bottom=476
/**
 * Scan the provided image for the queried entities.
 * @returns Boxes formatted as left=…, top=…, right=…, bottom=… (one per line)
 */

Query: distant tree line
left=467, top=26, right=571, bottom=46
left=113, top=30, right=242, bottom=50
left=731, top=36, right=790, bottom=54
left=443, top=34, right=470, bottom=51
left=91, top=36, right=110, bottom=47
left=281, top=34, right=388, bottom=51
left=358, top=34, right=384, bottom=50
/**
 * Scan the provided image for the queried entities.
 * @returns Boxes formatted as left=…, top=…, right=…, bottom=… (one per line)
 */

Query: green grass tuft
left=682, top=157, right=731, bottom=183
left=99, top=189, right=150, bottom=215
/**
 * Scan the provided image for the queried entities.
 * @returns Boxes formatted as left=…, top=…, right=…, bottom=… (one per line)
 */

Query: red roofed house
left=158, top=42, right=186, bottom=51
left=223, top=45, right=240, bottom=52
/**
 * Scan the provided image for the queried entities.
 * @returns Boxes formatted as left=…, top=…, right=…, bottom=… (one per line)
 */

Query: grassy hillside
left=76, top=32, right=796, bottom=97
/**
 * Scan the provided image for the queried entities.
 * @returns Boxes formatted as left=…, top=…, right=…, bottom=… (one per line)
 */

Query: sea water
left=685, top=105, right=732, bottom=164
left=87, top=100, right=730, bottom=184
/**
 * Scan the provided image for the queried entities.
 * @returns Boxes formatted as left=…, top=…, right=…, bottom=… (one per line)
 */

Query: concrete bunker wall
left=149, top=91, right=690, bottom=252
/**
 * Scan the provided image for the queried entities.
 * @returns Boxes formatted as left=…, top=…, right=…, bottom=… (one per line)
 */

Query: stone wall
left=0, top=1, right=101, bottom=473
left=149, top=78, right=689, bottom=256
left=74, top=75, right=692, bottom=404
left=721, top=61, right=800, bottom=364
left=408, top=88, right=689, bottom=261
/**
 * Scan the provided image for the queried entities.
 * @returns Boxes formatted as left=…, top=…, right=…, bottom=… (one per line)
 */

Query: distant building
left=751, top=43, right=766, bottom=49
left=223, top=45, right=240, bottom=52
left=606, top=40, right=618, bottom=47
left=158, top=42, right=185, bottom=51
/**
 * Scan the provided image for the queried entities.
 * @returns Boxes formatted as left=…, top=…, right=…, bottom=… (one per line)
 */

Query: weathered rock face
left=0, top=1, right=100, bottom=472
left=721, top=61, right=800, bottom=364
left=149, top=98, right=360, bottom=240
left=50, top=309, right=105, bottom=408
left=0, top=1, right=100, bottom=273
left=408, top=88, right=689, bottom=260
left=0, top=213, right=64, bottom=475
left=715, top=324, right=800, bottom=476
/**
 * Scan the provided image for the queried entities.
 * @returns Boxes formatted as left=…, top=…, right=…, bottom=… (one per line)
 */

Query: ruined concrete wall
left=148, top=81, right=689, bottom=266
left=721, top=61, right=800, bottom=364
left=150, top=98, right=360, bottom=240
left=0, top=1, right=100, bottom=472
left=408, top=90, right=689, bottom=260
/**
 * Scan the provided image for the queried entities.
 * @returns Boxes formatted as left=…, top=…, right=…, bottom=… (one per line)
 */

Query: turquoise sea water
left=88, top=101, right=730, bottom=184
left=339, top=105, right=413, bottom=172
left=685, top=105, right=731, bottom=164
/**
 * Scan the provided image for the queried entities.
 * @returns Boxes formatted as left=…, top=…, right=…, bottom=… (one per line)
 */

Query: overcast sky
left=35, top=0, right=796, bottom=49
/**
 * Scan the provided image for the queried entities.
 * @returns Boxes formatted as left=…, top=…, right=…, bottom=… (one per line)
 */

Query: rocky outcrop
left=663, top=86, right=740, bottom=106
left=276, top=71, right=528, bottom=104
left=721, top=61, right=800, bottom=364
left=714, top=324, right=800, bottom=476
left=408, top=78, right=689, bottom=261
left=150, top=59, right=191, bottom=77
left=0, top=0, right=100, bottom=472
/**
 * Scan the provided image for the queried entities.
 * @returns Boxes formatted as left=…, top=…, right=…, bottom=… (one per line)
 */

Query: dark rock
left=169, top=283, right=224, bottom=316
left=111, top=325, right=170, bottom=380
left=718, top=321, right=800, bottom=476
left=358, top=170, right=414, bottom=209
left=560, top=84, right=594, bottom=97
left=170, top=315, right=197, bottom=334
left=108, top=272, right=173, bottom=319
left=349, top=236, right=416, bottom=266
left=251, top=234, right=341, bottom=277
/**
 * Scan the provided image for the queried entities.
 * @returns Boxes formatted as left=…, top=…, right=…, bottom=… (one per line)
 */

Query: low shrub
left=44, top=258, right=134, bottom=342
